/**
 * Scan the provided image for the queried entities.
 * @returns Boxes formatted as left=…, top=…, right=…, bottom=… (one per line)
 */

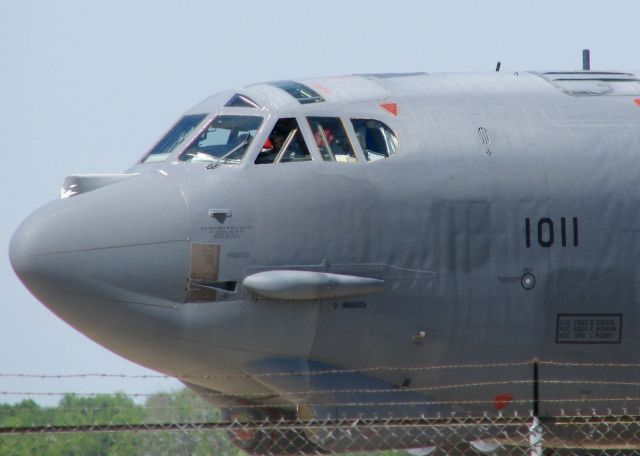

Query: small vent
left=342, top=301, right=367, bottom=309
left=193, top=281, right=237, bottom=292
left=478, top=127, right=491, bottom=146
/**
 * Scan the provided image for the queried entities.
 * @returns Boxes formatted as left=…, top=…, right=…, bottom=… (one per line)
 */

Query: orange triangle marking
left=494, top=393, right=513, bottom=410
left=380, top=102, right=398, bottom=116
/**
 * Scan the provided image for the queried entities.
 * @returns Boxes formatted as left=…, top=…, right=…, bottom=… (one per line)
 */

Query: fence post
left=530, top=359, right=543, bottom=456
left=529, top=416, right=543, bottom=456
left=532, top=359, right=539, bottom=417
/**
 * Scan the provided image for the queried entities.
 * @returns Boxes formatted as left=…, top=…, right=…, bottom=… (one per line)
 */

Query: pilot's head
left=272, top=131, right=287, bottom=149
left=314, top=128, right=334, bottom=148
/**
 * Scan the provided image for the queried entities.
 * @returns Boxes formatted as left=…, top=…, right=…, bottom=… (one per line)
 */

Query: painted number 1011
left=525, top=217, right=579, bottom=248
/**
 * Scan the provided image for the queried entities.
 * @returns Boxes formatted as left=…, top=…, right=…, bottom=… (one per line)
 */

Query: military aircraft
left=10, top=69, right=640, bottom=454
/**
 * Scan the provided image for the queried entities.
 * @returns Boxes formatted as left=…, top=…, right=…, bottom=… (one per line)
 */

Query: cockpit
left=142, top=114, right=206, bottom=164
left=141, top=81, right=399, bottom=166
left=179, top=115, right=262, bottom=165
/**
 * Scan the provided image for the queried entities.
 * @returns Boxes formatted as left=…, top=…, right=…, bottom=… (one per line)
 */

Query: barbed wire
left=2, top=378, right=640, bottom=400
left=3, top=361, right=640, bottom=453
left=0, top=414, right=638, bottom=456
left=2, top=397, right=640, bottom=412
left=2, top=364, right=640, bottom=425
left=4, top=401, right=640, bottom=427
left=2, top=398, right=640, bottom=452
left=1, top=359, right=638, bottom=381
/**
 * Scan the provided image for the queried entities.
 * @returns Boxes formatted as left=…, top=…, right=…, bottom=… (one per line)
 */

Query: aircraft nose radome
left=9, top=210, right=48, bottom=286
left=10, top=172, right=192, bottom=310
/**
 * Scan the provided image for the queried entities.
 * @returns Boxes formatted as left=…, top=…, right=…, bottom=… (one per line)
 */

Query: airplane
left=9, top=68, right=640, bottom=454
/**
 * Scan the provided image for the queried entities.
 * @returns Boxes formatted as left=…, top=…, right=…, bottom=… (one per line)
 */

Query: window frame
left=273, top=127, right=304, bottom=163
left=253, top=116, right=315, bottom=165
left=342, top=118, right=368, bottom=162
left=304, top=115, right=360, bottom=163
left=348, top=117, right=399, bottom=162
left=297, top=115, right=324, bottom=162
left=140, top=113, right=208, bottom=164
left=177, top=111, right=267, bottom=166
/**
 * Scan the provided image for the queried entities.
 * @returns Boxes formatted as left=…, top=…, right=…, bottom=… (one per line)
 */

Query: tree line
left=1, top=389, right=244, bottom=455
left=0, top=389, right=400, bottom=455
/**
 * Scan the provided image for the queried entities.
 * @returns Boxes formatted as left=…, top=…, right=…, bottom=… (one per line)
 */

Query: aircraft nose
left=10, top=217, right=38, bottom=288
left=10, top=172, right=191, bottom=311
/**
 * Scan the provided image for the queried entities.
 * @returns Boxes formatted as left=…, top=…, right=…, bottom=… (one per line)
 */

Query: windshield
left=179, top=115, right=263, bottom=164
left=142, top=114, right=207, bottom=163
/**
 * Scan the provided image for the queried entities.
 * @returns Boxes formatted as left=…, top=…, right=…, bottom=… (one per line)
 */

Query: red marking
left=380, top=102, right=398, bottom=116
left=494, top=393, right=513, bottom=410
left=634, top=99, right=640, bottom=106
left=263, top=138, right=273, bottom=149
left=232, top=428, right=254, bottom=441
left=311, top=83, right=332, bottom=95
left=314, top=128, right=334, bottom=147
left=228, top=413, right=255, bottom=441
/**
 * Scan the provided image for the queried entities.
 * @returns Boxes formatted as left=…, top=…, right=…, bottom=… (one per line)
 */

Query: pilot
left=313, top=127, right=334, bottom=148
left=313, top=127, right=335, bottom=161
left=256, top=130, right=287, bottom=164
left=271, top=130, right=288, bottom=151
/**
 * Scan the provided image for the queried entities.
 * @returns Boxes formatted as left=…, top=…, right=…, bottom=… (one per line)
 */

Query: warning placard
left=556, top=314, right=622, bottom=344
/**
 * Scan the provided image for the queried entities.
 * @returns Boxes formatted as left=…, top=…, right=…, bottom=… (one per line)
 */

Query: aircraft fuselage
left=11, top=71, right=640, bottom=425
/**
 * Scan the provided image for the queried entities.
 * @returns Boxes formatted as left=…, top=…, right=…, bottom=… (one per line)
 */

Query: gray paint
left=9, top=70, right=640, bottom=450
left=60, top=174, right=138, bottom=199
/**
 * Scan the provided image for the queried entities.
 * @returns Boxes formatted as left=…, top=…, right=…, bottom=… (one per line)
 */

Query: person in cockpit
left=256, top=130, right=287, bottom=164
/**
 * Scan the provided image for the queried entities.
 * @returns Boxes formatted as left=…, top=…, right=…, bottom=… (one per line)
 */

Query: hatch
left=536, top=71, right=640, bottom=96
left=268, top=81, right=325, bottom=104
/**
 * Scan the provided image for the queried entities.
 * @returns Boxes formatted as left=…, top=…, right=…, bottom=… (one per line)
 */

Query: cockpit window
left=351, top=119, right=398, bottom=161
left=179, top=115, right=263, bottom=164
left=255, top=118, right=311, bottom=164
left=307, top=117, right=356, bottom=162
left=142, top=114, right=206, bottom=163
left=224, top=94, right=260, bottom=108
left=270, top=81, right=325, bottom=104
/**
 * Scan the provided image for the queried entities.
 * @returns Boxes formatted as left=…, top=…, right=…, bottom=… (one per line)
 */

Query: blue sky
left=1, top=0, right=638, bottom=405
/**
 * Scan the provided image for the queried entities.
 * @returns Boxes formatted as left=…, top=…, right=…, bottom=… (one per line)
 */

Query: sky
left=1, top=0, right=639, bottom=406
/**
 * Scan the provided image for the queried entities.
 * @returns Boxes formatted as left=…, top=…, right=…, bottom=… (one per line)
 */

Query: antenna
left=582, top=49, right=591, bottom=71
left=495, top=61, right=501, bottom=72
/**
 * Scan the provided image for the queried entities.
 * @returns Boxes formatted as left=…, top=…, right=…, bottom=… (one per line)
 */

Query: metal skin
left=9, top=71, right=640, bottom=453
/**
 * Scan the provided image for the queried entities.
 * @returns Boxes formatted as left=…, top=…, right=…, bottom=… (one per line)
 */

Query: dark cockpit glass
left=224, top=94, right=260, bottom=108
left=351, top=119, right=398, bottom=161
left=142, top=114, right=207, bottom=163
left=255, top=118, right=311, bottom=164
left=269, top=81, right=325, bottom=104
left=307, top=117, right=356, bottom=162
left=179, top=115, right=263, bottom=165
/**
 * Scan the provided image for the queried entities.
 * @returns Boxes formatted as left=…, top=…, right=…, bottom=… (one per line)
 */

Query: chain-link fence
left=1, top=361, right=640, bottom=455
left=1, top=410, right=640, bottom=455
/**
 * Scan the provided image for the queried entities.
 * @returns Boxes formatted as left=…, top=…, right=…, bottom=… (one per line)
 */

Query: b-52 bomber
left=10, top=68, right=640, bottom=454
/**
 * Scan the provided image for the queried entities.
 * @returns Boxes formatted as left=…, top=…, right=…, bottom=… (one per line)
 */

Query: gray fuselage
left=10, top=71, right=640, bottom=419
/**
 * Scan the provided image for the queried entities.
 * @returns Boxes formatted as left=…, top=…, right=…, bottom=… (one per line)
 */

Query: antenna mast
left=582, top=49, right=591, bottom=71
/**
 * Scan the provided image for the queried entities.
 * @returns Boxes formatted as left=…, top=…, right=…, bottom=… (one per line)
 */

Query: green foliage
left=0, top=390, right=408, bottom=455
left=0, top=390, right=241, bottom=456
left=0, top=394, right=146, bottom=456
